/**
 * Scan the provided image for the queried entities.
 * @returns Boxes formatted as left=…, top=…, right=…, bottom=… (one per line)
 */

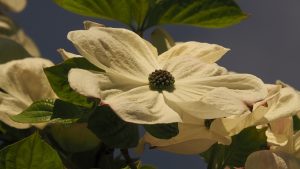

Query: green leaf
left=0, top=132, right=64, bottom=169
left=87, top=105, right=139, bottom=148
left=10, top=99, right=55, bottom=123
left=52, top=99, right=94, bottom=122
left=201, top=127, right=267, bottom=168
left=0, top=37, right=31, bottom=63
left=54, top=0, right=246, bottom=32
left=156, top=0, right=247, bottom=29
left=150, top=28, right=175, bottom=54
left=44, top=57, right=103, bottom=107
left=0, top=122, right=32, bottom=149
left=293, top=115, right=300, bottom=131
left=49, top=123, right=100, bottom=153
left=143, top=123, right=178, bottom=139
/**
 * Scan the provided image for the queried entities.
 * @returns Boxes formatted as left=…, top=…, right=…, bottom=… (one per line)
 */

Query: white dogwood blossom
left=210, top=81, right=300, bottom=137
left=0, top=58, right=56, bottom=128
left=245, top=117, right=300, bottom=169
left=65, top=21, right=268, bottom=125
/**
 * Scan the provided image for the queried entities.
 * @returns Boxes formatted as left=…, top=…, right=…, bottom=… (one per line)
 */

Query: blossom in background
left=0, top=58, right=56, bottom=128
left=65, top=21, right=267, bottom=126
left=0, top=0, right=27, bottom=12
left=141, top=121, right=231, bottom=154
left=245, top=117, right=300, bottom=169
left=210, top=81, right=300, bottom=137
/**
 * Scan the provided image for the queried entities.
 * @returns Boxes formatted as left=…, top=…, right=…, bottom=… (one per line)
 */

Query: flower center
left=148, top=69, right=175, bottom=91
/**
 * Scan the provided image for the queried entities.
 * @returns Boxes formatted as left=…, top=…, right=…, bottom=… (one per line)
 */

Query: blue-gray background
left=11, top=0, right=300, bottom=168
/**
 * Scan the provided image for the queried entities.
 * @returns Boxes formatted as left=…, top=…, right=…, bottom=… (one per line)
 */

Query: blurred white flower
left=0, top=58, right=56, bottom=128
left=65, top=21, right=267, bottom=125
left=210, top=81, right=300, bottom=137
left=245, top=117, right=300, bottom=169
left=0, top=0, right=27, bottom=12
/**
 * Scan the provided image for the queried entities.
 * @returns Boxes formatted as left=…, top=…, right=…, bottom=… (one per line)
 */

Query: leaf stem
left=120, top=148, right=137, bottom=169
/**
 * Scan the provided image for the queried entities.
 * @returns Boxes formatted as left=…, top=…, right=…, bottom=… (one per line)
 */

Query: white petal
left=266, top=117, right=293, bottom=147
left=262, top=84, right=300, bottom=122
left=158, top=41, right=229, bottom=65
left=0, top=58, right=56, bottom=105
left=294, top=131, right=300, bottom=158
left=245, top=150, right=289, bottom=169
left=67, top=26, right=159, bottom=81
left=83, top=21, right=105, bottom=30
left=0, top=92, right=30, bottom=129
left=12, top=30, right=40, bottom=57
left=68, top=68, right=146, bottom=99
left=105, top=86, right=182, bottom=124
left=57, top=49, right=82, bottom=60
left=143, top=122, right=230, bottom=154
left=162, top=56, right=227, bottom=82
left=164, top=87, right=250, bottom=119
left=0, top=0, right=27, bottom=12
left=210, top=83, right=300, bottom=137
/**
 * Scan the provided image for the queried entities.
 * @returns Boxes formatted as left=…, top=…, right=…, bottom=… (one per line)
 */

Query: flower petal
left=262, top=83, right=300, bottom=122
left=210, top=83, right=300, bottom=137
left=158, top=41, right=229, bottom=65
left=0, top=92, right=30, bottom=129
left=58, top=49, right=82, bottom=60
left=105, top=86, right=182, bottom=124
left=266, top=117, right=293, bottom=147
left=68, top=68, right=146, bottom=99
left=143, top=122, right=230, bottom=154
left=245, top=150, right=289, bottom=169
left=162, top=56, right=227, bottom=82
left=0, top=0, right=27, bottom=12
left=0, top=58, right=56, bottom=106
left=67, top=26, right=159, bottom=82
left=164, top=87, right=250, bottom=119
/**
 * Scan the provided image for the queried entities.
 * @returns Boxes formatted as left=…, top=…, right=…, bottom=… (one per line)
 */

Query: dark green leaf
left=49, top=123, right=100, bottom=153
left=44, top=57, right=103, bottom=107
left=150, top=28, right=175, bottom=54
left=0, top=132, right=64, bottom=169
left=0, top=122, right=33, bottom=149
left=10, top=99, right=55, bottom=123
left=54, top=0, right=246, bottom=32
left=52, top=99, right=94, bottom=122
left=143, top=123, right=178, bottom=139
left=156, top=0, right=247, bottom=29
left=88, top=105, right=139, bottom=148
left=293, top=115, right=300, bottom=131
left=201, top=127, right=267, bottom=168
left=0, top=37, right=31, bottom=63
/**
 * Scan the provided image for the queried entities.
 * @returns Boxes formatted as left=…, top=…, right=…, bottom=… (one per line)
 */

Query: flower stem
left=120, top=148, right=137, bottom=169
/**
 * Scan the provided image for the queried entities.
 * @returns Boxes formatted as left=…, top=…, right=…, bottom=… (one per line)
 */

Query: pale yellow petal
left=0, top=58, right=56, bottom=105
left=83, top=21, right=105, bottom=30
left=158, top=41, right=229, bottom=65
left=143, top=122, right=230, bottom=154
left=68, top=68, right=146, bottom=99
left=0, top=92, right=30, bottom=129
left=245, top=150, right=288, bottom=169
left=266, top=117, right=293, bottom=147
left=12, top=30, right=40, bottom=57
left=0, top=0, right=27, bottom=12
left=57, top=49, right=82, bottom=60
left=164, top=87, right=250, bottom=119
left=67, top=26, right=159, bottom=81
left=105, top=86, right=182, bottom=124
